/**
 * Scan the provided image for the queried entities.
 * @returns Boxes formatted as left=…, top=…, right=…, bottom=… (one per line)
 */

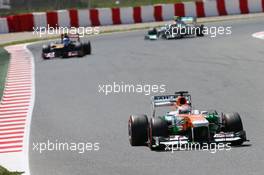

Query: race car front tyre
left=148, top=28, right=158, bottom=35
left=223, top=112, right=245, bottom=145
left=42, top=45, right=50, bottom=59
left=128, top=115, right=149, bottom=146
left=42, top=45, right=50, bottom=52
left=165, top=34, right=170, bottom=40
left=42, top=53, right=48, bottom=59
left=149, top=117, right=168, bottom=150
left=223, top=112, right=243, bottom=132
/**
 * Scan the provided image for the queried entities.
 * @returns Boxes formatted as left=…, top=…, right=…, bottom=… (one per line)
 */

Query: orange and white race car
left=128, top=91, right=248, bottom=150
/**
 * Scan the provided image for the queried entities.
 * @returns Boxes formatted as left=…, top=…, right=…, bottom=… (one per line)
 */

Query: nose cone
left=188, top=115, right=209, bottom=127
left=192, top=119, right=209, bottom=127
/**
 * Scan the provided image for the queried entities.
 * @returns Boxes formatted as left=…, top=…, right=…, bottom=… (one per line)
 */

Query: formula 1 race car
left=42, top=33, right=91, bottom=59
left=145, top=16, right=204, bottom=40
left=128, top=91, right=248, bottom=150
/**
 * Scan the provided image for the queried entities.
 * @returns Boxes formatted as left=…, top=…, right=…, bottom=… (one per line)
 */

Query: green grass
left=0, top=0, right=191, bottom=16
left=0, top=48, right=10, bottom=101
left=0, top=166, right=24, bottom=175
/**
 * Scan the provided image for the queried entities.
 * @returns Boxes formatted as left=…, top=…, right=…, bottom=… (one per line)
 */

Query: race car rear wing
left=152, top=92, right=191, bottom=107
left=60, top=33, right=80, bottom=42
left=152, top=95, right=177, bottom=107
left=151, top=91, right=192, bottom=117
left=174, top=16, right=197, bottom=23
left=181, top=16, right=197, bottom=23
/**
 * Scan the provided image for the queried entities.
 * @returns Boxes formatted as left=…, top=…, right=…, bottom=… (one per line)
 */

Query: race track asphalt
left=28, top=17, right=264, bottom=175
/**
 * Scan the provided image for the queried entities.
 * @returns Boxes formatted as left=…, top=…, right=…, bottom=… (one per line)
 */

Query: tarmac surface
left=28, top=17, right=264, bottom=175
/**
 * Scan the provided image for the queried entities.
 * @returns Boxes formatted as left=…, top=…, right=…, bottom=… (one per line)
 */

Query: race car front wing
left=152, top=130, right=248, bottom=148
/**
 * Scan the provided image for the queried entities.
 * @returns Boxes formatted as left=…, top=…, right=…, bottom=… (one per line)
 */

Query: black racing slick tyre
left=42, top=45, right=50, bottom=52
left=71, top=42, right=83, bottom=57
left=223, top=112, right=243, bottom=132
left=223, top=112, right=244, bottom=145
left=128, top=115, right=149, bottom=146
left=196, top=25, right=204, bottom=37
left=149, top=117, right=168, bottom=150
left=83, top=42, right=91, bottom=55
left=148, top=28, right=158, bottom=35
left=78, top=46, right=85, bottom=57
left=42, top=45, right=50, bottom=59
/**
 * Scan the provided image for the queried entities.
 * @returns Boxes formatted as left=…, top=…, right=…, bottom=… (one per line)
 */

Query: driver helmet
left=62, top=34, right=70, bottom=46
left=176, top=96, right=187, bottom=106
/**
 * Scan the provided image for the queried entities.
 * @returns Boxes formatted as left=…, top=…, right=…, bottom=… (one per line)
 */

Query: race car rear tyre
left=83, top=42, right=91, bottom=55
left=128, top=115, right=149, bottom=146
left=78, top=47, right=84, bottom=57
left=223, top=112, right=244, bottom=145
left=149, top=117, right=168, bottom=150
left=196, top=25, right=204, bottom=37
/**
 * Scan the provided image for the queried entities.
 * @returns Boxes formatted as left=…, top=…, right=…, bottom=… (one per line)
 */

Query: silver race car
left=145, top=16, right=205, bottom=40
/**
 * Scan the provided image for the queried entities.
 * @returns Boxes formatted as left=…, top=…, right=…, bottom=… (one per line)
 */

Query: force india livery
left=128, top=91, right=248, bottom=150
